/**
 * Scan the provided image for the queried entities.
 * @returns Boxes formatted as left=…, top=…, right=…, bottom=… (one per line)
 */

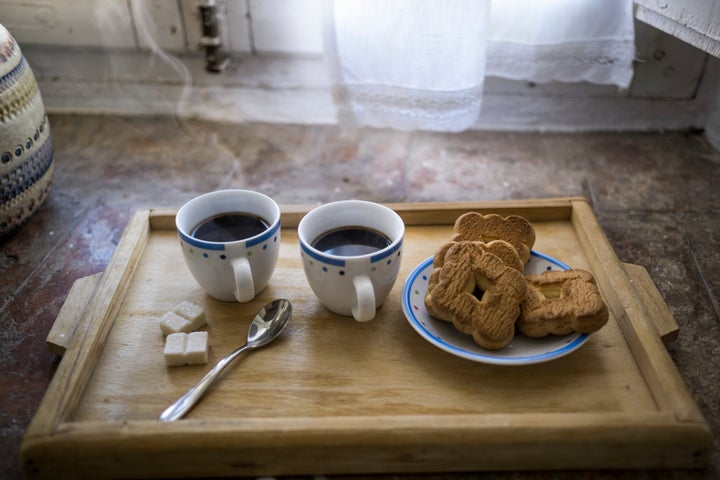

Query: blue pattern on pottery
left=1, top=23, right=53, bottom=237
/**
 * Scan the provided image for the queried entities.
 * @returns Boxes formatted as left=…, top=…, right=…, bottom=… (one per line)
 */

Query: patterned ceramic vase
left=0, top=23, right=53, bottom=238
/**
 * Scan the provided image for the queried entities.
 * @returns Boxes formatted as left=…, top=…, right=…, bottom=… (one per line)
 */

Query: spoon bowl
left=246, top=299, right=292, bottom=348
left=159, top=298, right=292, bottom=421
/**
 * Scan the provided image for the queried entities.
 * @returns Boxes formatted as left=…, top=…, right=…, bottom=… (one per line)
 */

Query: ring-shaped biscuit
left=425, top=242, right=526, bottom=350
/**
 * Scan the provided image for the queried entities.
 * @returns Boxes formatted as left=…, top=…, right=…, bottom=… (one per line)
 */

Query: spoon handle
left=159, top=343, right=251, bottom=421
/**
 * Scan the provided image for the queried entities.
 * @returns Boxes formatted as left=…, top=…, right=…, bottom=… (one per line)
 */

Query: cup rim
left=298, top=200, right=404, bottom=263
left=176, top=189, right=281, bottom=250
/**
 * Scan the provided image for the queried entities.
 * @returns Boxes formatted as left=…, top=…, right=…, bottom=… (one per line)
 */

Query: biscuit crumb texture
left=426, top=242, right=526, bottom=350
left=452, top=212, right=536, bottom=264
left=425, top=213, right=609, bottom=350
left=519, top=269, right=609, bottom=337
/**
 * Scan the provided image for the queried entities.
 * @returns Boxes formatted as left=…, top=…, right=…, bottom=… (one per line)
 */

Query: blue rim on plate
left=401, top=250, right=590, bottom=365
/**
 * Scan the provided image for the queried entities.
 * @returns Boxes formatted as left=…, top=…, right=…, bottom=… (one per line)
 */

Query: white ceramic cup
left=176, top=189, right=281, bottom=302
left=298, top=200, right=405, bottom=321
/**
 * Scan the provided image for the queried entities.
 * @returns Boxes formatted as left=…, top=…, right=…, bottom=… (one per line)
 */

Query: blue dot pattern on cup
left=179, top=225, right=280, bottom=262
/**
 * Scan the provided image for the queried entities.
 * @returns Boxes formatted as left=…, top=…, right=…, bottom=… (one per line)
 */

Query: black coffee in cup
left=311, top=226, right=391, bottom=256
left=191, top=212, right=269, bottom=242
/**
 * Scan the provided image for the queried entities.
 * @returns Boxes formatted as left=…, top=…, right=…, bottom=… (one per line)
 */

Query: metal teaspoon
left=159, top=298, right=293, bottom=421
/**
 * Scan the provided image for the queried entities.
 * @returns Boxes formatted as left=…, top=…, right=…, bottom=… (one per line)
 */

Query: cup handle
left=232, top=257, right=255, bottom=303
left=351, top=275, right=376, bottom=322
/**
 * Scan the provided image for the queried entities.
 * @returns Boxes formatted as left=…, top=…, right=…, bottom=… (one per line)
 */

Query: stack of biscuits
left=424, top=212, right=609, bottom=350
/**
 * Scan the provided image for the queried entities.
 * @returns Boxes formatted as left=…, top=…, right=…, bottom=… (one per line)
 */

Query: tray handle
left=622, top=262, right=679, bottom=345
left=46, top=273, right=102, bottom=355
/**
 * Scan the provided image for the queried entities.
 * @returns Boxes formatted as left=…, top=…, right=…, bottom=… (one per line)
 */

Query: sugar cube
left=184, top=331, right=209, bottom=365
left=172, top=301, right=206, bottom=330
left=163, top=331, right=210, bottom=367
left=159, top=311, right=192, bottom=335
left=163, top=333, right=188, bottom=367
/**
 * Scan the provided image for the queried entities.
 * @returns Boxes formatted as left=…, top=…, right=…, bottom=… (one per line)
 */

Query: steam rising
left=92, top=0, right=192, bottom=120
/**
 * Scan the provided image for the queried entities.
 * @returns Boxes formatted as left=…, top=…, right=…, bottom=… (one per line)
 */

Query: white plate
left=401, top=250, right=590, bottom=365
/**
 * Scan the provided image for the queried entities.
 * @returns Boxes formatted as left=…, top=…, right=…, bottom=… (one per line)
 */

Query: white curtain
left=486, top=0, right=635, bottom=87
left=323, top=0, right=635, bottom=132
left=323, top=0, right=491, bottom=132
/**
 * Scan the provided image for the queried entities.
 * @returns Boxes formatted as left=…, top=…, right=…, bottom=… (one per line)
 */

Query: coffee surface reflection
left=191, top=212, right=269, bottom=242
left=311, top=226, right=391, bottom=257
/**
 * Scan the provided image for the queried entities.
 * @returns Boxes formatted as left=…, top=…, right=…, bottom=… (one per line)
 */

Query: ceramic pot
left=0, top=23, right=53, bottom=238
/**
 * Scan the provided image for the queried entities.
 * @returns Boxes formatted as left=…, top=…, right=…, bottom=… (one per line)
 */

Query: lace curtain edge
left=331, top=83, right=485, bottom=132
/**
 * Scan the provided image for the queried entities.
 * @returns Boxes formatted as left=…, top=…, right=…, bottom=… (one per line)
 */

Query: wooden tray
left=22, top=198, right=712, bottom=479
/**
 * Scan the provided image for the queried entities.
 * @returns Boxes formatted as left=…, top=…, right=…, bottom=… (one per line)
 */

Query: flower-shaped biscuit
left=425, top=242, right=526, bottom=350
left=452, top=212, right=536, bottom=264
left=426, top=240, right=523, bottom=320
left=518, top=269, right=609, bottom=337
